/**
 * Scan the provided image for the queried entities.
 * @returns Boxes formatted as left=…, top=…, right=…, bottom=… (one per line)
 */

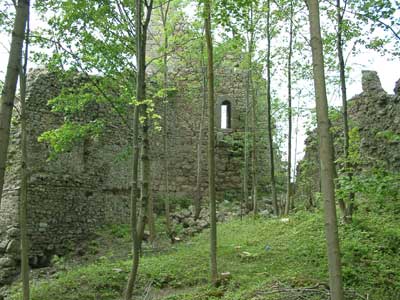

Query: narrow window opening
left=221, top=100, right=231, bottom=129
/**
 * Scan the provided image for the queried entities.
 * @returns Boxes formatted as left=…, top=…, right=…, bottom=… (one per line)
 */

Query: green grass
left=10, top=210, right=400, bottom=300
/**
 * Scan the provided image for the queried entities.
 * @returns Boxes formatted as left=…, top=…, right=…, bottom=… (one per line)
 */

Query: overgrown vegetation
left=9, top=205, right=400, bottom=300
left=1, top=0, right=399, bottom=299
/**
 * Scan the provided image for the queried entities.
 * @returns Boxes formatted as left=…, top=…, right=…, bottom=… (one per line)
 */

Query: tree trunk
left=139, top=0, right=154, bottom=258
left=0, top=0, right=29, bottom=206
left=307, top=1, right=345, bottom=299
left=204, top=0, right=218, bottom=286
left=147, top=189, right=156, bottom=245
left=124, top=104, right=140, bottom=300
left=243, top=63, right=250, bottom=212
left=266, top=0, right=278, bottom=216
left=292, top=110, right=299, bottom=209
left=336, top=0, right=354, bottom=222
left=19, top=9, right=30, bottom=299
left=285, top=0, right=294, bottom=216
left=160, top=1, right=173, bottom=237
left=247, top=5, right=258, bottom=216
left=125, top=0, right=153, bottom=298
left=251, top=74, right=257, bottom=215
left=194, top=40, right=207, bottom=220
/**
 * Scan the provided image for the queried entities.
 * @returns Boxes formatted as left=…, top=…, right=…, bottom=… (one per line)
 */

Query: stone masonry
left=296, top=71, right=400, bottom=204
left=0, top=67, right=248, bottom=285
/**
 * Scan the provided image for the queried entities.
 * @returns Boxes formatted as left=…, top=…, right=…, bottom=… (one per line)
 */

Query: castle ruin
left=0, top=67, right=248, bottom=285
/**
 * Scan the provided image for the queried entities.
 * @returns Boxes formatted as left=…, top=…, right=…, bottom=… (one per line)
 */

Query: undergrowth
left=9, top=209, right=400, bottom=300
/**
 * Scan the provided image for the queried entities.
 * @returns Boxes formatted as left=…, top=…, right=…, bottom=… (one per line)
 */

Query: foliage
left=375, top=130, right=400, bottom=143
left=338, top=168, right=400, bottom=214
left=33, top=0, right=136, bottom=75
left=336, top=126, right=400, bottom=213
left=38, top=120, right=103, bottom=160
left=0, top=1, right=15, bottom=33
left=348, top=0, right=400, bottom=56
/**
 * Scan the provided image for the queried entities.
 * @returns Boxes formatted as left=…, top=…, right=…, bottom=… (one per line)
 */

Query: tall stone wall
left=0, top=67, right=248, bottom=285
left=295, top=71, right=400, bottom=205
left=348, top=71, right=400, bottom=170
left=0, top=70, right=132, bottom=285
left=150, top=67, right=246, bottom=201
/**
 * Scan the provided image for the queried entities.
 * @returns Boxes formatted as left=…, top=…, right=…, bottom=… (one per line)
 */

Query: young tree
left=125, top=0, right=154, bottom=298
left=248, top=2, right=258, bottom=216
left=203, top=0, right=218, bottom=286
left=265, top=0, right=278, bottom=216
left=214, top=0, right=269, bottom=215
left=336, top=0, right=353, bottom=222
left=159, top=0, right=173, bottom=235
left=284, top=0, right=294, bottom=215
left=0, top=0, right=29, bottom=205
left=306, top=0, right=344, bottom=299
left=194, top=39, right=207, bottom=220
left=19, top=5, right=30, bottom=300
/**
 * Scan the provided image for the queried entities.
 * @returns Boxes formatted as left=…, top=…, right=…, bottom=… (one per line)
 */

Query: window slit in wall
left=221, top=100, right=231, bottom=129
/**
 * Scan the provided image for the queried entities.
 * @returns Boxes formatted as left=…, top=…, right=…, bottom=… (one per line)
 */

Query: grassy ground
left=9, top=210, right=400, bottom=300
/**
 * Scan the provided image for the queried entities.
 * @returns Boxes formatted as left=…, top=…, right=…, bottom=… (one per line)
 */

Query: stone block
left=0, top=257, right=15, bottom=268
left=0, top=240, right=8, bottom=254
left=5, top=240, right=19, bottom=255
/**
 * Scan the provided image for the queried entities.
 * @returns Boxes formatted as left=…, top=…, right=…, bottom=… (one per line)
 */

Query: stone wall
left=348, top=71, right=400, bottom=170
left=150, top=67, right=246, bottom=201
left=0, top=67, right=248, bottom=286
left=295, top=71, right=400, bottom=204
left=0, top=70, right=132, bottom=285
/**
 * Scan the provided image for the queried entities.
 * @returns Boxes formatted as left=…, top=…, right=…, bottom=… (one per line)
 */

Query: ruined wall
left=295, top=71, right=400, bottom=204
left=0, top=70, right=132, bottom=285
left=348, top=71, right=400, bottom=170
left=150, top=67, right=246, bottom=202
left=0, top=67, right=248, bottom=285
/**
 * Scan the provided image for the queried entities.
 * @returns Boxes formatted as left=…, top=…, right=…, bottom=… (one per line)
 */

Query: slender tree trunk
left=250, top=75, right=257, bottom=215
left=266, top=0, right=278, bottom=216
left=140, top=0, right=154, bottom=256
left=138, top=0, right=154, bottom=254
left=137, top=210, right=147, bottom=248
left=292, top=109, right=299, bottom=206
left=147, top=189, right=156, bottom=245
left=162, top=88, right=172, bottom=240
left=336, top=0, right=354, bottom=222
left=19, top=9, right=30, bottom=299
left=160, top=1, right=173, bottom=237
left=285, top=0, right=294, bottom=216
left=243, top=65, right=250, bottom=212
left=125, top=0, right=153, bottom=298
left=204, top=0, right=218, bottom=286
left=248, top=5, right=258, bottom=216
left=194, top=41, right=207, bottom=220
left=125, top=104, right=140, bottom=300
left=0, top=0, right=29, bottom=205
left=162, top=94, right=173, bottom=235
left=307, top=1, right=345, bottom=299
left=141, top=108, right=153, bottom=249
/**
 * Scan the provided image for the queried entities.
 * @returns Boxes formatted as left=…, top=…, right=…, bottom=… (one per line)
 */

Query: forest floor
left=7, top=208, right=400, bottom=300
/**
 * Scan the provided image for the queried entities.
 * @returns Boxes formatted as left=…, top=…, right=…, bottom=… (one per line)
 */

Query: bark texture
left=160, top=1, right=173, bottom=236
left=195, top=41, right=207, bottom=220
left=336, top=0, right=354, bottom=222
left=125, top=0, right=153, bottom=298
left=285, top=0, right=294, bottom=216
left=0, top=0, right=29, bottom=205
left=204, top=0, right=218, bottom=286
left=307, top=1, right=345, bottom=299
left=19, top=10, right=30, bottom=299
left=266, top=0, right=278, bottom=216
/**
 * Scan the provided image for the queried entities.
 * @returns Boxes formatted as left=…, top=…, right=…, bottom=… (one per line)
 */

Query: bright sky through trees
left=0, top=2, right=399, bottom=166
